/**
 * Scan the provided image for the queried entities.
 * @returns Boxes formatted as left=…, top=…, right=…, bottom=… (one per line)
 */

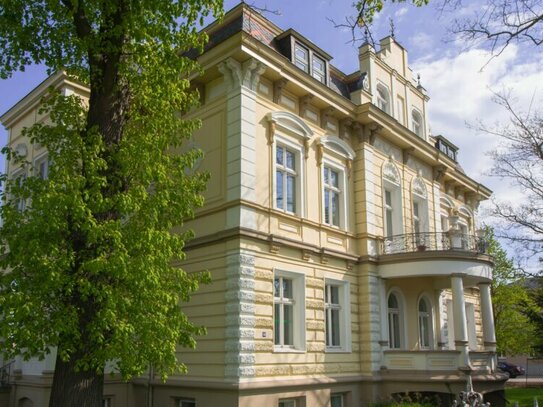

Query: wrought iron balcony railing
left=381, top=231, right=488, bottom=255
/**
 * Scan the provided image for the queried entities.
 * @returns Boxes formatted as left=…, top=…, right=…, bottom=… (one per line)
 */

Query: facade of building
left=0, top=4, right=506, bottom=406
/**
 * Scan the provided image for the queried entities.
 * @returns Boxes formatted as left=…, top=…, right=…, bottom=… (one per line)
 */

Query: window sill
left=273, top=347, right=306, bottom=354
left=325, top=348, right=351, bottom=354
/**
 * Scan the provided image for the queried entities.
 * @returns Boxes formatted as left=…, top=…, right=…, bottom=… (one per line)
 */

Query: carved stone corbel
left=402, top=147, right=415, bottom=165
left=302, top=250, right=311, bottom=261
left=339, top=118, right=353, bottom=141
left=433, top=165, right=447, bottom=182
left=320, top=107, right=335, bottom=130
left=218, top=57, right=266, bottom=91
left=346, top=159, right=353, bottom=178
left=444, top=181, right=455, bottom=195
left=299, top=94, right=314, bottom=118
left=316, top=144, right=324, bottom=166
left=352, top=122, right=364, bottom=145
left=366, top=123, right=381, bottom=145
left=273, top=78, right=289, bottom=104
left=267, top=119, right=277, bottom=145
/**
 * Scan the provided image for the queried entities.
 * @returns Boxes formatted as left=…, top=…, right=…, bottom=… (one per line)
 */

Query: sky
left=1, top=0, right=542, bottom=267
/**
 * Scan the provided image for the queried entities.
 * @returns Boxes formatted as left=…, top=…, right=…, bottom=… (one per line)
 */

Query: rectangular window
left=384, top=190, right=393, bottom=237
left=323, top=166, right=341, bottom=227
left=13, top=171, right=26, bottom=212
left=279, top=400, right=296, bottom=407
left=102, top=399, right=111, bottom=407
left=178, top=399, right=196, bottom=407
left=294, top=43, right=309, bottom=73
left=312, top=55, right=326, bottom=83
left=34, top=154, right=50, bottom=180
left=413, top=202, right=420, bottom=234
left=276, top=145, right=297, bottom=213
left=331, top=394, right=344, bottom=407
left=274, top=276, right=295, bottom=347
left=325, top=284, right=341, bottom=348
left=325, top=280, right=351, bottom=352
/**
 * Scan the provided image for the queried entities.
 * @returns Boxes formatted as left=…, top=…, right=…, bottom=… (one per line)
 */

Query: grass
left=505, top=388, right=543, bottom=407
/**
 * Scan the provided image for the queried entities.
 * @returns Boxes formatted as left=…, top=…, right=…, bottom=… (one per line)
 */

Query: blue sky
left=1, top=1, right=542, bottom=266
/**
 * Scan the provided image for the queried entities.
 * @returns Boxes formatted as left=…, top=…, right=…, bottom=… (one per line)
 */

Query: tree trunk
left=49, top=349, right=104, bottom=407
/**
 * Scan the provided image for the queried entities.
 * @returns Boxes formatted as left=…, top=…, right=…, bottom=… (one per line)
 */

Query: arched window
left=388, top=292, right=403, bottom=349
left=418, top=296, right=433, bottom=349
left=376, top=84, right=391, bottom=114
left=411, top=109, right=424, bottom=138
left=412, top=176, right=429, bottom=248
left=382, top=160, right=403, bottom=247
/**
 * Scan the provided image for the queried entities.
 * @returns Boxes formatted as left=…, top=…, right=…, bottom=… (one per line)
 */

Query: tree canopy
left=0, top=1, right=222, bottom=406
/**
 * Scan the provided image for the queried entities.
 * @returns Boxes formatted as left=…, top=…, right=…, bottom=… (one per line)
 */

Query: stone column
left=478, top=282, right=497, bottom=351
left=451, top=274, right=470, bottom=366
left=379, top=278, right=389, bottom=351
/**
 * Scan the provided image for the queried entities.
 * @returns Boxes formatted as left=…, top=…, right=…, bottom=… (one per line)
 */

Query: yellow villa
left=0, top=4, right=505, bottom=406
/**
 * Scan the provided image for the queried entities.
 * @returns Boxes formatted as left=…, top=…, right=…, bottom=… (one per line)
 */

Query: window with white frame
left=418, top=296, right=433, bottom=349
left=293, top=42, right=327, bottom=84
left=34, top=154, right=50, bottom=180
left=388, top=292, right=403, bottom=349
left=411, top=109, right=423, bottom=138
left=12, top=170, right=26, bottom=212
left=279, top=399, right=297, bottom=407
left=325, top=280, right=351, bottom=351
left=178, top=399, right=196, bottom=407
left=382, top=161, right=402, bottom=242
left=274, top=271, right=305, bottom=350
left=376, top=84, right=391, bottom=114
left=276, top=144, right=298, bottom=213
left=412, top=177, right=428, bottom=247
left=319, top=137, right=354, bottom=231
left=294, top=43, right=310, bottom=73
left=383, top=183, right=402, bottom=239
left=331, top=394, right=344, bottom=407
left=323, top=165, right=342, bottom=227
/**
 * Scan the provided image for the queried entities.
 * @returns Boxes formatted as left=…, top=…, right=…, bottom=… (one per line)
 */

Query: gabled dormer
left=275, top=29, right=333, bottom=85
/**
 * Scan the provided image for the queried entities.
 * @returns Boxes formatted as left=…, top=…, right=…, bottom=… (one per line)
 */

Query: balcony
left=381, top=232, right=488, bottom=255
left=382, top=350, right=495, bottom=373
left=377, top=232, right=493, bottom=283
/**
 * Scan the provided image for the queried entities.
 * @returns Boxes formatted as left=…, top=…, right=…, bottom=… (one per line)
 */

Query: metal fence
left=501, top=357, right=543, bottom=387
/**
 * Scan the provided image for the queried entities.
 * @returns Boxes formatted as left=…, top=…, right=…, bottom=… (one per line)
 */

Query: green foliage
left=0, top=0, right=223, bottom=382
left=505, top=388, right=543, bottom=407
left=484, top=226, right=541, bottom=356
left=354, top=0, right=429, bottom=26
left=369, top=392, right=442, bottom=407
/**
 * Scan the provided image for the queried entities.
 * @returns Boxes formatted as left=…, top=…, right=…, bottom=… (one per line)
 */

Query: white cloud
left=412, top=45, right=543, bottom=210
left=408, top=31, right=435, bottom=53
left=394, top=6, right=409, bottom=21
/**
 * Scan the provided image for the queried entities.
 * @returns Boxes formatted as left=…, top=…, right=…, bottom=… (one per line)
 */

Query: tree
left=348, top=0, right=542, bottom=56
left=484, top=226, right=540, bottom=355
left=0, top=1, right=222, bottom=406
left=476, top=93, right=543, bottom=259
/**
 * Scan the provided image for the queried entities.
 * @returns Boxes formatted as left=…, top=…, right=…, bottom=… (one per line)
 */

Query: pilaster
left=218, top=57, right=266, bottom=229
left=224, top=250, right=257, bottom=380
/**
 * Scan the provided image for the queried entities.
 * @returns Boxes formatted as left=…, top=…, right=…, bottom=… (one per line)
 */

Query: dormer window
left=293, top=42, right=327, bottom=84
left=312, top=55, right=326, bottom=83
left=435, top=136, right=458, bottom=162
left=294, top=43, right=309, bottom=73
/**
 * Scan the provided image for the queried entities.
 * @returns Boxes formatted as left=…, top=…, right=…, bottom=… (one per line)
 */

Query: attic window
left=435, top=138, right=458, bottom=161
left=293, top=42, right=327, bottom=84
